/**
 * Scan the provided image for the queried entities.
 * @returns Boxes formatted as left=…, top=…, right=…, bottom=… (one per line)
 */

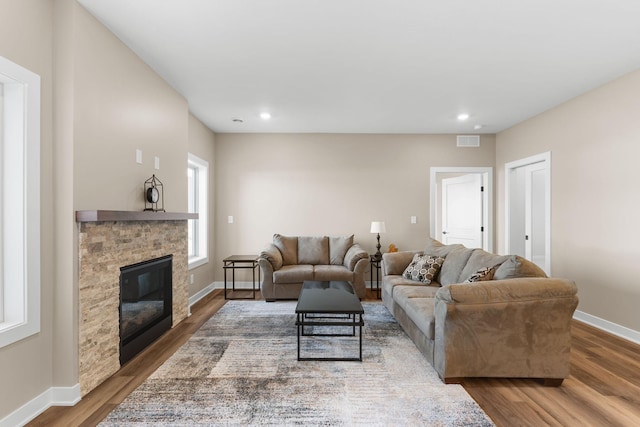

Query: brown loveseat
left=382, top=238, right=578, bottom=385
left=258, top=234, right=369, bottom=301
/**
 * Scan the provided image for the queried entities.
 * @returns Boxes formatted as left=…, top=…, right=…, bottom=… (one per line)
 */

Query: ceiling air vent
left=457, top=135, right=480, bottom=148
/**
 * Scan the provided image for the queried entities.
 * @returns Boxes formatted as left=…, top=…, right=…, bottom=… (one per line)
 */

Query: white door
left=441, top=174, right=483, bottom=248
left=506, top=153, right=551, bottom=275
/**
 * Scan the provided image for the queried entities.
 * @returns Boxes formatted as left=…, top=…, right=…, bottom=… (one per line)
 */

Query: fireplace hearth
left=120, top=255, right=173, bottom=365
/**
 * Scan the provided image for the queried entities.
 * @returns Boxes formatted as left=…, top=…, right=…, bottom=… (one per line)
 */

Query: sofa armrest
left=433, top=277, right=579, bottom=382
left=381, top=251, right=420, bottom=276
left=435, top=277, right=578, bottom=305
left=259, top=243, right=283, bottom=271
left=343, top=244, right=369, bottom=271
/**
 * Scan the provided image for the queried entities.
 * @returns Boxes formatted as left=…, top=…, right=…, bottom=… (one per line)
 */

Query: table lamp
left=370, top=221, right=386, bottom=261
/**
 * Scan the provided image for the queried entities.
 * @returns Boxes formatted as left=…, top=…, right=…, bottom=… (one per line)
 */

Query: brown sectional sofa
left=382, top=238, right=579, bottom=385
left=258, top=234, right=369, bottom=301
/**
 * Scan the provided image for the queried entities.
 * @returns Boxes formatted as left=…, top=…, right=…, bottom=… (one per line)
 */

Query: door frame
left=430, top=167, right=493, bottom=252
left=504, top=151, right=551, bottom=275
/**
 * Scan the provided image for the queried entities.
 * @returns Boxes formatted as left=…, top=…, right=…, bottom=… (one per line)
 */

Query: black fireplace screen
left=119, top=254, right=172, bottom=364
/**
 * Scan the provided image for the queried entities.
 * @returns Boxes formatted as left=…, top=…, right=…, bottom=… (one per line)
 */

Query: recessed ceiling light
left=260, top=112, right=272, bottom=120
left=457, top=113, right=470, bottom=121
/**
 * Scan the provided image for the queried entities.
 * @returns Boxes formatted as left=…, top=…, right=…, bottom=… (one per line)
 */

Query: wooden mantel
left=75, top=210, right=198, bottom=222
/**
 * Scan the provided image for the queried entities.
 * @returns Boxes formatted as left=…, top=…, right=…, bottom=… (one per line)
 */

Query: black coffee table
left=295, top=281, right=364, bottom=361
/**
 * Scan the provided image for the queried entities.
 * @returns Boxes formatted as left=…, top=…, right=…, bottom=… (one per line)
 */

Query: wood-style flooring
left=27, top=289, right=640, bottom=427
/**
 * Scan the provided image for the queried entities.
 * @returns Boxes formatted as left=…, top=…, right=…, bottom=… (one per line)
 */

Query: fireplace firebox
left=119, top=254, right=173, bottom=364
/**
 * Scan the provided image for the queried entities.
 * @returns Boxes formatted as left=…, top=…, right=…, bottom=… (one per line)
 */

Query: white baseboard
left=0, top=384, right=80, bottom=427
left=189, top=282, right=217, bottom=308
left=574, top=310, right=640, bottom=345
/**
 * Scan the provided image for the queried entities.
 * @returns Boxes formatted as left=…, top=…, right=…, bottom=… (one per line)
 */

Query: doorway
left=430, top=167, right=493, bottom=252
left=505, top=152, right=551, bottom=275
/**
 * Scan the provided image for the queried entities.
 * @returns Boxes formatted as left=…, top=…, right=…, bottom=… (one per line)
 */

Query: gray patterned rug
left=100, top=301, right=494, bottom=426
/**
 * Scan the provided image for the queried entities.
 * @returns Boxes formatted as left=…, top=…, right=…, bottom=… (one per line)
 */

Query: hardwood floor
left=27, top=289, right=640, bottom=427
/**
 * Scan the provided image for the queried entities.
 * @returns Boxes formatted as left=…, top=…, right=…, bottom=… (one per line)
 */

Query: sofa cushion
left=329, top=235, right=354, bottom=265
left=458, top=249, right=510, bottom=283
left=463, top=266, right=496, bottom=283
left=298, top=236, right=329, bottom=265
left=438, top=246, right=474, bottom=286
left=344, top=244, right=368, bottom=270
left=273, top=265, right=313, bottom=283
left=260, top=243, right=283, bottom=270
left=382, top=275, right=436, bottom=298
left=273, top=234, right=298, bottom=265
left=494, top=255, right=547, bottom=280
left=393, top=286, right=438, bottom=340
left=314, top=265, right=354, bottom=281
left=424, top=238, right=464, bottom=258
left=402, top=254, right=445, bottom=284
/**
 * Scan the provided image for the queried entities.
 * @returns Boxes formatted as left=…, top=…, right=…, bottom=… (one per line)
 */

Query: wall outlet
left=189, top=274, right=194, bottom=285
left=154, top=156, right=160, bottom=170
left=136, top=149, right=142, bottom=164
left=411, top=216, right=417, bottom=224
left=228, top=216, right=234, bottom=224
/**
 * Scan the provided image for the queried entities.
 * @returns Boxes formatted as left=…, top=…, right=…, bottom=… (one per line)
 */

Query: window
left=0, top=56, right=41, bottom=348
left=188, top=153, right=208, bottom=268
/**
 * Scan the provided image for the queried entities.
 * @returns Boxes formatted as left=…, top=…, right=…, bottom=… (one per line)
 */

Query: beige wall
left=214, top=133, right=495, bottom=281
left=73, top=6, right=188, bottom=212
left=2, top=0, right=195, bottom=420
left=187, top=114, right=217, bottom=296
left=0, top=0, right=54, bottom=418
left=496, top=68, right=640, bottom=333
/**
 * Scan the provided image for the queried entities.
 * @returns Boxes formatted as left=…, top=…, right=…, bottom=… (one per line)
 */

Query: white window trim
left=0, top=56, right=41, bottom=348
left=188, top=153, right=208, bottom=269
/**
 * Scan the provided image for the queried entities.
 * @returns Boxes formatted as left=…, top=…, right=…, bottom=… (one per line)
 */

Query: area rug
left=100, top=301, right=494, bottom=426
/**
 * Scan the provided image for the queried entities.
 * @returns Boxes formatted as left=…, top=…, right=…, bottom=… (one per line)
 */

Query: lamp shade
left=370, top=221, right=386, bottom=234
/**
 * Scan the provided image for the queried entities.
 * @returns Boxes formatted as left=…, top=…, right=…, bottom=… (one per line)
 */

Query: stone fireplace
left=77, top=210, right=195, bottom=395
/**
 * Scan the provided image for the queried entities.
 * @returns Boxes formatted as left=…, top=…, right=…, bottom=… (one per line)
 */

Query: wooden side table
left=223, top=255, right=260, bottom=300
left=370, top=256, right=381, bottom=299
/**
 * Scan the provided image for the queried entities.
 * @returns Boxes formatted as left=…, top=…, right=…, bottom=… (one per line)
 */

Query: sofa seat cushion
left=273, top=265, right=313, bottom=284
left=393, top=286, right=437, bottom=340
left=382, top=275, right=439, bottom=298
left=314, top=265, right=354, bottom=281
left=298, top=236, right=330, bottom=265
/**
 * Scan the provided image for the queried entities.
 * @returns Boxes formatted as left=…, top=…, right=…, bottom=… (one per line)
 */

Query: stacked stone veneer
left=78, top=220, right=189, bottom=396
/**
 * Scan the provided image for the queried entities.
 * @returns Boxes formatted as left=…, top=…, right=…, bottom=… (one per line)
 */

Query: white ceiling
left=78, top=0, right=640, bottom=134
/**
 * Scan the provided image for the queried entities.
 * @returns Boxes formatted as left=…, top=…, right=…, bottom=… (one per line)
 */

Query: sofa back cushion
left=273, top=234, right=298, bottom=265
left=458, top=249, right=510, bottom=283
left=424, top=238, right=464, bottom=258
left=298, top=236, right=330, bottom=265
left=329, top=235, right=354, bottom=265
left=494, top=255, right=547, bottom=280
left=438, top=246, right=474, bottom=286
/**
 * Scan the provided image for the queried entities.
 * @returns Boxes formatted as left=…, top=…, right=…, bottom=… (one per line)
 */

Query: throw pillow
left=463, top=266, right=496, bottom=283
left=402, top=254, right=445, bottom=284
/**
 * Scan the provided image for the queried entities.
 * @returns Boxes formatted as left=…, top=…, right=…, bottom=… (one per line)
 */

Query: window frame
left=187, top=153, right=208, bottom=269
left=0, top=55, right=41, bottom=348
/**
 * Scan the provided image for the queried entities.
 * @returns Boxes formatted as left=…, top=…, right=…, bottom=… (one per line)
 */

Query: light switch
left=136, top=149, right=142, bottom=164
left=411, top=216, right=417, bottom=224
left=154, top=156, right=160, bottom=170
left=228, top=216, right=234, bottom=224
